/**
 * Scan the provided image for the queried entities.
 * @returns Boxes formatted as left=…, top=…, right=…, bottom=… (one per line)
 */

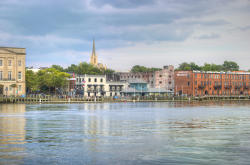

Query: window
left=0, top=71, right=2, bottom=80
left=8, top=60, right=11, bottom=66
left=18, top=85, right=21, bottom=91
left=159, top=75, right=162, bottom=77
left=159, top=81, right=162, bottom=84
left=88, top=78, right=91, bottom=82
left=187, top=82, right=190, bottom=86
left=100, top=78, right=103, bottom=82
left=8, top=71, right=12, bottom=80
left=94, top=78, right=97, bottom=82
left=18, top=60, right=21, bottom=66
left=0, top=60, right=2, bottom=66
left=18, top=72, right=22, bottom=79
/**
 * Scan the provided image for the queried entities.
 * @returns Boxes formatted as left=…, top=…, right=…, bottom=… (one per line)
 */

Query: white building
left=74, top=74, right=127, bottom=97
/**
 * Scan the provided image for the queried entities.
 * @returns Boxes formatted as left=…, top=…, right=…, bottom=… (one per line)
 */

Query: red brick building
left=174, top=71, right=250, bottom=96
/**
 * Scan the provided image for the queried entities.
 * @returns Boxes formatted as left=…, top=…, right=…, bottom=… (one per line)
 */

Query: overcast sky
left=0, top=0, right=250, bottom=71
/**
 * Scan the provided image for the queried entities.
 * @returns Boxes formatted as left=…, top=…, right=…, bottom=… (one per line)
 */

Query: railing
left=198, top=85, right=206, bottom=89
left=244, top=85, right=250, bottom=89
left=214, top=85, right=222, bottom=90
left=87, top=89, right=104, bottom=92
left=0, top=78, right=16, bottom=81
left=224, top=85, right=232, bottom=89
left=235, top=85, right=242, bottom=89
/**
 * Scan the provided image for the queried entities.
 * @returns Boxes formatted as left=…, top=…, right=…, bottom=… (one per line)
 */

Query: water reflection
left=0, top=102, right=250, bottom=164
left=0, top=104, right=26, bottom=164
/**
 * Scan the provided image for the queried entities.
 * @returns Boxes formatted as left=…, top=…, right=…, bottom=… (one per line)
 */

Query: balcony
left=235, top=85, right=242, bottom=89
left=224, top=85, right=232, bottom=89
left=198, top=85, right=206, bottom=89
left=243, top=85, right=249, bottom=89
left=0, top=78, right=16, bottom=81
left=87, top=89, right=104, bottom=92
left=214, top=85, right=222, bottom=90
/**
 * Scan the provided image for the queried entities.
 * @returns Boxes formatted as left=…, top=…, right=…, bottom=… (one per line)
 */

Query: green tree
left=201, top=63, right=223, bottom=71
left=51, top=65, right=64, bottom=72
left=36, top=68, right=70, bottom=94
left=190, top=62, right=201, bottom=70
left=103, top=68, right=115, bottom=74
left=64, top=64, right=78, bottom=73
left=131, top=65, right=161, bottom=73
left=26, top=70, right=38, bottom=93
left=176, top=62, right=192, bottom=71
left=222, top=61, right=239, bottom=71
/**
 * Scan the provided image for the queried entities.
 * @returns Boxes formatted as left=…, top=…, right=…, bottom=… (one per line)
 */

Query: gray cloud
left=0, top=0, right=249, bottom=69
left=90, top=0, right=155, bottom=8
left=196, top=33, right=220, bottom=40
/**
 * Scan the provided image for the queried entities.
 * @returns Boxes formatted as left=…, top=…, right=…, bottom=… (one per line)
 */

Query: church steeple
left=92, top=39, right=96, bottom=57
left=90, top=39, right=97, bottom=65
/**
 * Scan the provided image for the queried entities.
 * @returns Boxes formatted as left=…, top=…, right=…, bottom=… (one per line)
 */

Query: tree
left=176, top=62, right=192, bottom=71
left=176, top=61, right=240, bottom=72
left=64, top=64, right=78, bottom=73
left=222, top=61, right=239, bottom=71
left=103, top=68, right=115, bottom=74
left=201, top=63, right=223, bottom=71
left=190, top=62, right=202, bottom=70
left=36, top=68, right=70, bottom=94
left=26, top=70, right=38, bottom=93
left=51, top=65, right=64, bottom=72
left=131, top=65, right=161, bottom=73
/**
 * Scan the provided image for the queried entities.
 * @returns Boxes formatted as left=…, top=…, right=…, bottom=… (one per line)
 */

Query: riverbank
left=1, top=95, right=250, bottom=104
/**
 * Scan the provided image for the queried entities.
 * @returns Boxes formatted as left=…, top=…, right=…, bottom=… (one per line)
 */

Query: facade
left=121, top=79, right=173, bottom=96
left=71, top=74, right=127, bottom=97
left=118, top=65, right=174, bottom=91
left=175, top=70, right=250, bottom=96
left=90, top=40, right=107, bottom=70
left=0, top=47, right=26, bottom=96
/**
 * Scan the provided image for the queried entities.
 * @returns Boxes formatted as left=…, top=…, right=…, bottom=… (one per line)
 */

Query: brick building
left=174, top=70, right=250, bottom=96
left=118, top=65, right=174, bottom=91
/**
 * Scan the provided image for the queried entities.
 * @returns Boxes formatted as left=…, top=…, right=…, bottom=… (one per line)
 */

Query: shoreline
left=1, top=97, right=250, bottom=104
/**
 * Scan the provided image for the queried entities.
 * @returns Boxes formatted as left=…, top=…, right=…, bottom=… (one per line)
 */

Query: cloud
left=90, top=0, right=155, bottom=9
left=0, top=0, right=249, bottom=70
left=195, top=33, right=220, bottom=40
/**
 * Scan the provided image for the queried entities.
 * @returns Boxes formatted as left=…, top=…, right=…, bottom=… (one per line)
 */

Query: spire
left=90, top=39, right=97, bottom=66
left=92, top=39, right=96, bottom=57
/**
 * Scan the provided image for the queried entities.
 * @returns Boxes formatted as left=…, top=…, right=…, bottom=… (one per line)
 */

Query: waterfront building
left=121, top=79, right=173, bottom=96
left=174, top=70, right=250, bottom=96
left=118, top=65, right=174, bottom=91
left=90, top=40, right=107, bottom=70
left=0, top=47, right=26, bottom=96
left=72, top=74, right=127, bottom=97
left=26, top=66, right=49, bottom=73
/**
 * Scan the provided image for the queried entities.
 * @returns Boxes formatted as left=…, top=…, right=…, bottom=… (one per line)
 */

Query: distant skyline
left=0, top=0, right=250, bottom=71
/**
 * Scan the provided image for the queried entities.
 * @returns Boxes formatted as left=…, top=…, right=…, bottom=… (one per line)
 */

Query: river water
left=0, top=102, right=250, bottom=165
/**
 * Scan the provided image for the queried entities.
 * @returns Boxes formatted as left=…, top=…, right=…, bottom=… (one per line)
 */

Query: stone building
left=118, top=65, right=174, bottom=91
left=90, top=40, right=107, bottom=70
left=174, top=70, right=250, bottom=96
left=0, top=47, right=26, bottom=96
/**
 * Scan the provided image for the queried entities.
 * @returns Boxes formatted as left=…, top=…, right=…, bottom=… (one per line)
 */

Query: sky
left=0, top=0, right=250, bottom=71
